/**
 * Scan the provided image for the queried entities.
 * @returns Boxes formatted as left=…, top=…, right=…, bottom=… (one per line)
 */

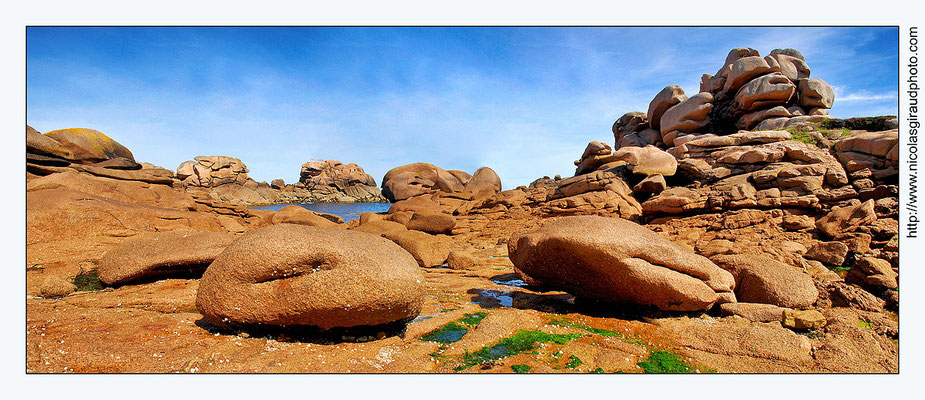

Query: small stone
left=781, top=309, right=826, bottom=330
left=447, top=250, right=477, bottom=270
left=805, top=241, right=849, bottom=266
left=39, top=275, right=77, bottom=298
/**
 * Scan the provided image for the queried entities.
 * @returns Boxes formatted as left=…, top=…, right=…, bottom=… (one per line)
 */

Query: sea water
left=249, top=202, right=392, bottom=222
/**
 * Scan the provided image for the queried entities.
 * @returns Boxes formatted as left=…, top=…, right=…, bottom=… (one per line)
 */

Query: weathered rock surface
left=27, top=125, right=74, bottom=160
left=99, top=230, right=237, bottom=285
left=805, top=241, right=849, bottom=266
left=711, top=254, right=817, bottom=308
left=734, top=73, right=796, bottom=112
left=266, top=205, right=342, bottom=228
left=719, top=302, right=786, bottom=323
left=647, top=85, right=687, bottom=131
left=659, top=93, right=713, bottom=146
left=781, top=309, right=826, bottom=330
left=799, top=79, right=835, bottom=109
left=196, top=224, right=425, bottom=329
left=847, top=257, right=898, bottom=289
left=382, top=230, right=452, bottom=268
left=404, top=211, right=456, bottom=235
left=43, top=128, right=135, bottom=163
left=815, top=199, right=877, bottom=239
left=509, top=216, right=735, bottom=311
left=178, top=156, right=250, bottom=187
left=612, top=112, right=648, bottom=145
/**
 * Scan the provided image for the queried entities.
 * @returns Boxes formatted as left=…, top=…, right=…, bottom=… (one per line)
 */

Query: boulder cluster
left=298, top=159, right=384, bottom=202
left=613, top=48, right=835, bottom=151
left=477, top=47, right=898, bottom=319
left=177, top=156, right=251, bottom=187
left=379, top=162, right=503, bottom=218
left=176, top=157, right=387, bottom=205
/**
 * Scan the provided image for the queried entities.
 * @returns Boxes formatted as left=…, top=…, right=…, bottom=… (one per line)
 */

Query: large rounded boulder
left=381, top=163, right=465, bottom=202
left=99, top=230, right=238, bottom=286
left=195, top=224, right=425, bottom=330
left=464, top=166, right=502, bottom=195
left=508, top=215, right=736, bottom=311
left=43, top=128, right=135, bottom=164
left=380, top=163, right=502, bottom=202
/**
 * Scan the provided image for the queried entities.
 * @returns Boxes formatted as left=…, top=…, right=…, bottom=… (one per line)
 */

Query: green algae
left=455, top=330, right=585, bottom=371
left=420, top=312, right=490, bottom=344
left=458, top=312, right=488, bottom=326
left=590, top=367, right=604, bottom=373
left=72, top=270, right=104, bottom=292
left=565, top=355, right=583, bottom=369
left=637, top=351, right=697, bottom=374
left=511, top=364, right=531, bottom=373
left=548, top=318, right=644, bottom=345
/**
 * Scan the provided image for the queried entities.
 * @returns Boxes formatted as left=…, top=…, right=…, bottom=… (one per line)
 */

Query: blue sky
left=26, top=27, right=899, bottom=188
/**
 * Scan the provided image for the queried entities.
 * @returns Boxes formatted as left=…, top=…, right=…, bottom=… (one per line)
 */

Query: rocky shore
left=26, top=47, right=899, bottom=374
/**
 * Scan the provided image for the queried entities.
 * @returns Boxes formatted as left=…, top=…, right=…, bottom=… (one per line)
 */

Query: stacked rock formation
left=298, top=160, right=386, bottom=202
left=177, top=156, right=250, bottom=187
left=832, top=130, right=899, bottom=191
left=610, top=48, right=835, bottom=151
left=463, top=46, right=898, bottom=317
left=380, top=163, right=503, bottom=215
left=468, top=141, right=678, bottom=220
left=26, top=126, right=176, bottom=185
left=381, top=163, right=502, bottom=202
left=643, top=130, right=853, bottom=214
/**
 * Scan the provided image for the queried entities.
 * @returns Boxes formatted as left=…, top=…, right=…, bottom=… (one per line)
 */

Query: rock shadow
left=468, top=286, right=711, bottom=322
left=193, top=316, right=412, bottom=345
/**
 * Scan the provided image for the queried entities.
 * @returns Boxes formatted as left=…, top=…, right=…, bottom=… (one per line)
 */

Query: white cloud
left=836, top=91, right=898, bottom=102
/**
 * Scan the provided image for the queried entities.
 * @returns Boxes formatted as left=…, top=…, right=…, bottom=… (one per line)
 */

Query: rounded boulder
left=43, top=128, right=135, bottom=163
left=196, top=224, right=425, bottom=330
left=711, top=254, right=818, bottom=308
left=508, top=215, right=736, bottom=311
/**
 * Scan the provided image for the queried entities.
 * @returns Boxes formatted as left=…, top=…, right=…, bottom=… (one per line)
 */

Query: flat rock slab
left=99, top=230, right=238, bottom=285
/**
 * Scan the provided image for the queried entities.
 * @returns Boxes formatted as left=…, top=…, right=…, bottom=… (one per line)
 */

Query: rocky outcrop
left=832, top=130, right=899, bottom=190
left=298, top=159, right=386, bottom=202
left=195, top=224, right=425, bottom=330
left=643, top=130, right=851, bottom=215
left=608, top=47, right=836, bottom=153
left=177, top=156, right=249, bottom=187
left=43, top=128, right=136, bottom=164
left=27, top=126, right=175, bottom=186
left=381, top=162, right=501, bottom=202
left=508, top=216, right=736, bottom=311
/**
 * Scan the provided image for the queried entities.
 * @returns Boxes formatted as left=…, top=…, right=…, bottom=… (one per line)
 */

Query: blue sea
left=249, top=202, right=392, bottom=222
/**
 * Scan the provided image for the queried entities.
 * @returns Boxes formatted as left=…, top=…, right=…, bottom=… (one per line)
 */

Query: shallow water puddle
left=489, top=276, right=528, bottom=288
left=470, top=289, right=514, bottom=308
left=410, top=314, right=439, bottom=324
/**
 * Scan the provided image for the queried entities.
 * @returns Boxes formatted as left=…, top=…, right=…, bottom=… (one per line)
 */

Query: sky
left=26, top=27, right=899, bottom=189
